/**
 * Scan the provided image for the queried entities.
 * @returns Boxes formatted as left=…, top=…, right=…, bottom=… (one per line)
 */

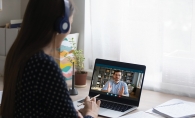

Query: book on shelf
left=9, top=19, right=23, bottom=28
left=10, top=19, right=22, bottom=24
left=10, top=23, right=21, bottom=28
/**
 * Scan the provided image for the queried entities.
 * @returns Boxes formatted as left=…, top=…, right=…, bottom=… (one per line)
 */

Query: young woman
left=1, top=0, right=100, bottom=118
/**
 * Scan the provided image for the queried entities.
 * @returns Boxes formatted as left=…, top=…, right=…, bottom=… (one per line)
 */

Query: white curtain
left=84, top=0, right=195, bottom=97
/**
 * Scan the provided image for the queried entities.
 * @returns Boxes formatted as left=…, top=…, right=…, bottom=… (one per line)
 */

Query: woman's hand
left=76, top=110, right=84, bottom=118
left=79, top=96, right=101, bottom=118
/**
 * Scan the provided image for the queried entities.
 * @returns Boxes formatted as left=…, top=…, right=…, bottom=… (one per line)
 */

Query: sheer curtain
left=84, top=0, right=195, bottom=97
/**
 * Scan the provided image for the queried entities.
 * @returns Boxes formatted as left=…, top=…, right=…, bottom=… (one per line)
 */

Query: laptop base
left=73, top=99, right=137, bottom=118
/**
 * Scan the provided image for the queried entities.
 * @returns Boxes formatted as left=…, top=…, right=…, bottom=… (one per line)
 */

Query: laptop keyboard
left=78, top=99, right=132, bottom=112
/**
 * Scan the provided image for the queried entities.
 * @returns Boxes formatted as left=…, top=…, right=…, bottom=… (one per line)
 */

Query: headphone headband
left=55, top=0, right=70, bottom=33
left=64, top=0, right=70, bottom=18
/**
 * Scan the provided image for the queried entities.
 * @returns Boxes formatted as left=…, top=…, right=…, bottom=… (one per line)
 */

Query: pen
left=77, top=94, right=100, bottom=107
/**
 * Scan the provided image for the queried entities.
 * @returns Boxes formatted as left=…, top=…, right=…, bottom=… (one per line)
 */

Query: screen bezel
left=89, top=58, right=146, bottom=106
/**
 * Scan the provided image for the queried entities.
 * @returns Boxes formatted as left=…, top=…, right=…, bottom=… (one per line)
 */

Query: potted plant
left=67, top=38, right=88, bottom=87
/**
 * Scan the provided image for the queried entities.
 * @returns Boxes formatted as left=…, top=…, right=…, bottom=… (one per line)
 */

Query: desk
left=67, top=79, right=195, bottom=118
left=0, top=78, right=194, bottom=117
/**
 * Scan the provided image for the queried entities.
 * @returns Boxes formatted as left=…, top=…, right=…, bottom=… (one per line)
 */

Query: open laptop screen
left=89, top=58, right=146, bottom=106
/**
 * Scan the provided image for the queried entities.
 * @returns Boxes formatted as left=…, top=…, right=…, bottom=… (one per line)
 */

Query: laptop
left=73, top=58, right=146, bottom=118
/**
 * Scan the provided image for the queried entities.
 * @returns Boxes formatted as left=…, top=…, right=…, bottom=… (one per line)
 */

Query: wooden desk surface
left=0, top=78, right=194, bottom=117
left=67, top=79, right=195, bottom=118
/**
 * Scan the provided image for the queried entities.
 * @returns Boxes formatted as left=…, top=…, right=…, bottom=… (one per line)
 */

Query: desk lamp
left=69, top=62, right=78, bottom=95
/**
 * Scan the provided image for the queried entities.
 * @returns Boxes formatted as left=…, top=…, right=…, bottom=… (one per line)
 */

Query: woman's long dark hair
left=1, top=0, right=74, bottom=117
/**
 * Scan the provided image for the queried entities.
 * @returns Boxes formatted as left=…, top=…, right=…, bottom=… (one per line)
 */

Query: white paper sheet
left=145, top=99, right=195, bottom=118
left=120, top=111, right=158, bottom=118
left=146, top=99, right=183, bottom=115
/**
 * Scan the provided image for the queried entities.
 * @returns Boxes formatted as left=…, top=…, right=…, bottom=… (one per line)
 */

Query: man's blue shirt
left=102, top=79, right=129, bottom=96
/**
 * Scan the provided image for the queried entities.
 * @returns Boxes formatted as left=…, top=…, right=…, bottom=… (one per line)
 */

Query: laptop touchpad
left=99, top=108, right=108, bottom=114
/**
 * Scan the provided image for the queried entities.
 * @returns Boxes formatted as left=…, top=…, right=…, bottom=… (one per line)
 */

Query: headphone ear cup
left=55, top=17, right=70, bottom=34
left=61, top=18, right=70, bottom=33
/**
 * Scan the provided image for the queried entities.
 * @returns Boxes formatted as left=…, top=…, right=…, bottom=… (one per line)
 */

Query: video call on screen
left=91, top=64, right=144, bottom=100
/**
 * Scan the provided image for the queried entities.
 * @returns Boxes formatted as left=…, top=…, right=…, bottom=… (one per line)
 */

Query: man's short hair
left=114, top=70, right=121, bottom=74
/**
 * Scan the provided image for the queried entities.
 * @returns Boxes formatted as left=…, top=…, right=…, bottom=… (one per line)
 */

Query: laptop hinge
left=95, top=98, right=134, bottom=107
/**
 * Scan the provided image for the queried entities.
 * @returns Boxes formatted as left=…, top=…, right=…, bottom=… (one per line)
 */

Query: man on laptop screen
left=91, top=64, right=143, bottom=100
left=101, top=70, right=129, bottom=96
left=73, top=59, right=146, bottom=118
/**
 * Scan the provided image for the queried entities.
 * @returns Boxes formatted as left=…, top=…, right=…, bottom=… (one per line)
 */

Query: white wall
left=71, top=0, right=85, bottom=51
left=71, top=0, right=93, bottom=76
left=84, top=0, right=93, bottom=75
left=0, top=0, right=21, bottom=26
left=21, top=0, right=28, bottom=18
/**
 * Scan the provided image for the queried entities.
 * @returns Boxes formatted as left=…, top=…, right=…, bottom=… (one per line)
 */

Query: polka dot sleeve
left=38, top=56, right=78, bottom=117
left=14, top=51, right=93, bottom=118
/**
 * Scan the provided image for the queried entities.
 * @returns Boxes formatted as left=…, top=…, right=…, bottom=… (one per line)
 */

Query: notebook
left=152, top=100, right=195, bottom=118
left=73, top=58, right=146, bottom=118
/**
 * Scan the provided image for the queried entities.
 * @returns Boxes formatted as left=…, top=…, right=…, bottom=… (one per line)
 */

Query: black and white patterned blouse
left=14, top=50, right=92, bottom=118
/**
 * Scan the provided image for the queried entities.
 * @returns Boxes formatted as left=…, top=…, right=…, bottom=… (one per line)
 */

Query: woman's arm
left=37, top=57, right=93, bottom=118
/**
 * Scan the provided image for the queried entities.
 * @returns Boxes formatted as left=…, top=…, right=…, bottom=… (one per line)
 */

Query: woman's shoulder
left=28, top=51, right=57, bottom=65
left=25, top=51, right=60, bottom=72
left=24, top=51, right=63, bottom=79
